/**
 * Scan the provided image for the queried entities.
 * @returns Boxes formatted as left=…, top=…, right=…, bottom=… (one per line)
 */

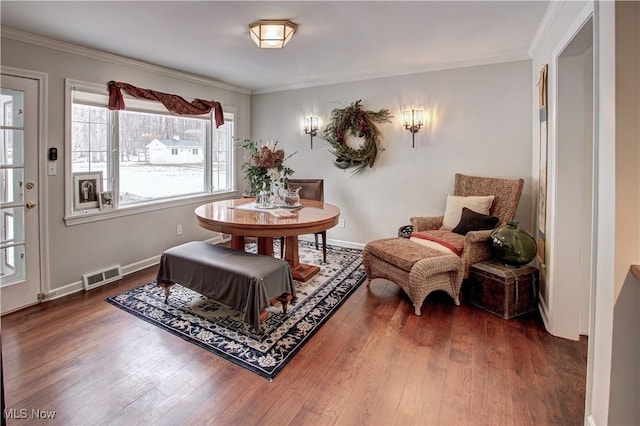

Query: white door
left=0, top=74, right=41, bottom=314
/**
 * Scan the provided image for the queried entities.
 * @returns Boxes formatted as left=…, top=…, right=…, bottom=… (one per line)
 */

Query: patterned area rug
left=106, top=241, right=365, bottom=380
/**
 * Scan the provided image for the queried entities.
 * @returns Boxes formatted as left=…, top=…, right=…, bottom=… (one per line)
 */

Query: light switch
left=47, top=162, right=57, bottom=176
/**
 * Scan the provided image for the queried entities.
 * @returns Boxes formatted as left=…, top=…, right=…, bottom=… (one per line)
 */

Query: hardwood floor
left=2, top=266, right=587, bottom=425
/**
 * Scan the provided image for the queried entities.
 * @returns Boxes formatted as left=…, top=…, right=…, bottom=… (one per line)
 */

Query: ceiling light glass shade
left=249, top=20, right=297, bottom=48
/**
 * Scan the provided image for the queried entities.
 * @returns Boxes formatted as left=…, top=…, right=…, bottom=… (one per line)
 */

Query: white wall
left=252, top=60, right=533, bottom=246
left=0, top=35, right=251, bottom=297
left=580, top=46, right=594, bottom=336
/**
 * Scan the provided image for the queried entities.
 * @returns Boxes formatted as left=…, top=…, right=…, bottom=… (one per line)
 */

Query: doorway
left=0, top=74, right=42, bottom=314
left=549, top=17, right=594, bottom=339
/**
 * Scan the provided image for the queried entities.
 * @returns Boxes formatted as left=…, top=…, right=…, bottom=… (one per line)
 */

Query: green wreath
left=322, top=100, right=392, bottom=174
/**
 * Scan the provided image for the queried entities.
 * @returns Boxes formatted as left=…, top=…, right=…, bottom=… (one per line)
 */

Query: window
left=66, top=80, right=234, bottom=219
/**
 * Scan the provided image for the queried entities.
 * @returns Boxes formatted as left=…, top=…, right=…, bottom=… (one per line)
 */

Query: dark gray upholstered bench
left=156, top=241, right=295, bottom=333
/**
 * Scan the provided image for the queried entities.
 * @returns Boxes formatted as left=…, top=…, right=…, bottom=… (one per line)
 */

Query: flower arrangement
left=237, top=139, right=295, bottom=196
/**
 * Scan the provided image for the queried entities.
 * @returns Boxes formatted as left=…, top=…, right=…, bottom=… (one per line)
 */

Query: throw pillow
left=452, top=207, right=500, bottom=235
left=441, top=194, right=495, bottom=229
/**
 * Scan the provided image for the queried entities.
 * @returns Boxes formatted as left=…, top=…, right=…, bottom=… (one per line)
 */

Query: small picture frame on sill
left=73, top=171, right=102, bottom=211
left=98, top=191, right=114, bottom=210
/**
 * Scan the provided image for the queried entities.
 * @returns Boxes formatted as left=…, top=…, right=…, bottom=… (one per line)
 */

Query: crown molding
left=1, top=27, right=251, bottom=95
left=528, top=0, right=564, bottom=57
left=2, top=26, right=536, bottom=96
left=253, top=50, right=531, bottom=95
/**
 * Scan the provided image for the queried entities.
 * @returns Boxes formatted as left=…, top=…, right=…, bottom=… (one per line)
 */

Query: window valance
left=108, top=81, right=224, bottom=128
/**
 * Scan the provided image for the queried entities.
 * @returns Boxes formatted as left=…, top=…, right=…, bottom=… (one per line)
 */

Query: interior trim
left=1, top=27, right=250, bottom=95
left=528, top=1, right=563, bottom=57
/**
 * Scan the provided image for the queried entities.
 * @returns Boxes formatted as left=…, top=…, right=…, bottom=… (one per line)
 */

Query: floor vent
left=82, top=265, right=122, bottom=291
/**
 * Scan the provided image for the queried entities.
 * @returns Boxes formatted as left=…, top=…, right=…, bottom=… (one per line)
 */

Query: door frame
left=1, top=66, right=49, bottom=307
left=543, top=4, right=595, bottom=341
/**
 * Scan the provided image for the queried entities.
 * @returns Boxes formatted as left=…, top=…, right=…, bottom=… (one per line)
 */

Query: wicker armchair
left=410, top=173, right=524, bottom=278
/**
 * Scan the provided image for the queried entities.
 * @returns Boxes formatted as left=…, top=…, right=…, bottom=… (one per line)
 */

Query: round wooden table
left=195, top=198, right=340, bottom=281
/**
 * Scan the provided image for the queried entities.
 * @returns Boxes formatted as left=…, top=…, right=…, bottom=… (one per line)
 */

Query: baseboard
left=318, top=236, right=365, bottom=250
left=44, top=234, right=360, bottom=302
left=42, top=281, right=84, bottom=302
left=45, top=235, right=227, bottom=302
left=120, top=255, right=161, bottom=277
left=538, top=292, right=551, bottom=331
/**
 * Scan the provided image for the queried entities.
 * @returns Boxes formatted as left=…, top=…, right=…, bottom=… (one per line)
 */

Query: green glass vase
left=489, top=220, right=537, bottom=268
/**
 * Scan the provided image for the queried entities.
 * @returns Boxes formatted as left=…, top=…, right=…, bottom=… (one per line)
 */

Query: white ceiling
left=0, top=1, right=550, bottom=94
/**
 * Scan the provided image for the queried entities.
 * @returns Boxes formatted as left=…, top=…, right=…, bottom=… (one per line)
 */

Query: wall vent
left=82, top=265, right=122, bottom=291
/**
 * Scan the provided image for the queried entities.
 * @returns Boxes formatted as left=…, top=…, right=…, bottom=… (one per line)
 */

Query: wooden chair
left=279, top=179, right=326, bottom=263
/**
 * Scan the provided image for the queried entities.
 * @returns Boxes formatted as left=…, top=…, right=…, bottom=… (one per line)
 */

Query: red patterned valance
left=108, top=81, right=224, bottom=128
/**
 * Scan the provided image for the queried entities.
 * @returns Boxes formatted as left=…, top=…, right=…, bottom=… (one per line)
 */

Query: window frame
left=64, top=79, right=237, bottom=226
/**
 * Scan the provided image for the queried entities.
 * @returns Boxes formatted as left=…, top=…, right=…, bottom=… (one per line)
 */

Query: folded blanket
left=410, top=232, right=463, bottom=256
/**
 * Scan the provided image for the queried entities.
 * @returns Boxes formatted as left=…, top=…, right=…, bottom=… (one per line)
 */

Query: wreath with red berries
left=322, top=100, right=392, bottom=174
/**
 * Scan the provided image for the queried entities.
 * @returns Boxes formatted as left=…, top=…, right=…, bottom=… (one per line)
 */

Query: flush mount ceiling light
left=249, top=20, right=297, bottom=48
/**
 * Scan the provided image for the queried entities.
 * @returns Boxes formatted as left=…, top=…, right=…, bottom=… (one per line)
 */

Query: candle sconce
left=304, top=116, right=319, bottom=149
left=402, top=109, right=424, bottom=148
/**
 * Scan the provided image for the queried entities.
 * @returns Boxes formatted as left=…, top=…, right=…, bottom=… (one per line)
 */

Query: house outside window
left=66, top=80, right=235, bottom=221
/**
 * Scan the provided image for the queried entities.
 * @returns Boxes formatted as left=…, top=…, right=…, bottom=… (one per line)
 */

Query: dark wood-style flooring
left=2, top=265, right=587, bottom=425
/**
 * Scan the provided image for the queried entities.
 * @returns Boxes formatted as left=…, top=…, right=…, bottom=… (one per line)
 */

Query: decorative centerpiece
left=322, top=100, right=392, bottom=174
left=489, top=220, right=537, bottom=268
left=237, top=139, right=295, bottom=203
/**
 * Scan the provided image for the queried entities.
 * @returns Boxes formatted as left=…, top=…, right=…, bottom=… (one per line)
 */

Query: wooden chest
left=468, top=260, right=539, bottom=319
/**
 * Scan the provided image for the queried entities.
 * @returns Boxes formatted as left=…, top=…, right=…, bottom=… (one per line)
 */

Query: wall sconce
left=249, top=20, right=297, bottom=48
left=304, top=116, right=319, bottom=149
left=402, top=109, right=424, bottom=148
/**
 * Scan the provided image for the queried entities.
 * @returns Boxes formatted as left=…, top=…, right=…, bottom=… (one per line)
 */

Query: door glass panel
left=0, top=87, right=26, bottom=287
left=0, top=168, right=24, bottom=204
left=0, top=244, right=26, bottom=287
left=0, top=206, right=25, bottom=287
left=1, top=207, right=25, bottom=244
left=0, top=88, right=25, bottom=128
left=1, top=128, right=24, bottom=166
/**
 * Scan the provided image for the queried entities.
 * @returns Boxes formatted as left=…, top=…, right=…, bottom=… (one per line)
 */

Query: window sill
left=64, top=190, right=241, bottom=226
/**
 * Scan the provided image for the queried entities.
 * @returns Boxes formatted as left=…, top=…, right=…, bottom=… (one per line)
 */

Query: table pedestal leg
left=231, top=235, right=245, bottom=250
left=257, top=237, right=274, bottom=257
left=231, top=235, right=273, bottom=257
left=284, top=236, right=320, bottom=282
